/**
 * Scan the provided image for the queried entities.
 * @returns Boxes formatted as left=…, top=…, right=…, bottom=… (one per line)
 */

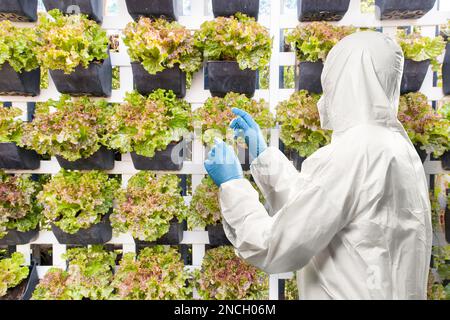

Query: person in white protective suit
left=204, top=31, right=432, bottom=300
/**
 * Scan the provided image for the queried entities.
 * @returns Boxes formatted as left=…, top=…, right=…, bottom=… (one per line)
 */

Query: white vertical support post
left=52, top=244, right=67, bottom=268
left=269, top=0, right=281, bottom=114
left=269, top=274, right=279, bottom=300
left=16, top=245, right=31, bottom=265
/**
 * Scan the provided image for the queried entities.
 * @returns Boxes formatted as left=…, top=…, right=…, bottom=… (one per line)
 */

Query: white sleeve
left=250, top=147, right=303, bottom=213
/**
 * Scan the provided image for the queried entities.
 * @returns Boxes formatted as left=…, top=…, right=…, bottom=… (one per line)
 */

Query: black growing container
left=442, top=151, right=450, bottom=171
left=42, top=0, right=103, bottom=23
left=207, top=61, right=257, bottom=98
left=297, top=0, right=350, bottom=22
left=206, top=224, right=231, bottom=247
left=375, top=0, right=436, bottom=20
left=400, top=59, right=430, bottom=94
left=212, top=0, right=259, bottom=19
left=443, top=43, right=450, bottom=96
left=130, top=63, right=186, bottom=98
left=0, top=143, right=40, bottom=170
left=125, top=0, right=182, bottom=21
left=49, top=51, right=112, bottom=97
left=0, top=263, right=39, bottom=300
left=0, top=228, right=38, bottom=245
left=131, top=140, right=185, bottom=171
left=56, top=146, right=115, bottom=170
left=134, top=219, right=186, bottom=246
left=414, top=144, right=428, bottom=163
left=0, top=63, right=40, bottom=96
left=445, top=189, right=450, bottom=243
left=297, top=61, right=323, bottom=94
left=51, top=211, right=113, bottom=245
left=0, top=0, right=37, bottom=22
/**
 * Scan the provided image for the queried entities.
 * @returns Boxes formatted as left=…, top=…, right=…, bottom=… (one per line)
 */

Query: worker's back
left=298, top=124, right=432, bottom=299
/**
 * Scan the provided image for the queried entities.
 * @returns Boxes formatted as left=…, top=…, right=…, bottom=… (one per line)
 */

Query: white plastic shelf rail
left=1, top=0, right=449, bottom=300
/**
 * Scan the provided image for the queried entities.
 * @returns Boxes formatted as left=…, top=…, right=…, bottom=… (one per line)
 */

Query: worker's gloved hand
left=204, top=139, right=244, bottom=187
left=230, top=108, right=267, bottom=161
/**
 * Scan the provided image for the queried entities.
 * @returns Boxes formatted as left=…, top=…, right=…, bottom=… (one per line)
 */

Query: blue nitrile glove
left=204, top=138, right=244, bottom=187
left=230, top=108, right=267, bottom=161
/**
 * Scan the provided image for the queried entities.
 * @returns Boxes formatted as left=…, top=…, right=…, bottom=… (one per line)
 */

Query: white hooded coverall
left=219, top=31, right=432, bottom=300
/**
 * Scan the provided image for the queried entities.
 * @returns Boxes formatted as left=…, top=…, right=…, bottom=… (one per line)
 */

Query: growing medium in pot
left=193, top=92, right=274, bottom=146
left=398, top=92, right=450, bottom=158
left=276, top=90, right=331, bottom=158
left=37, top=170, right=119, bottom=235
left=0, top=172, right=42, bottom=241
left=195, top=246, right=268, bottom=300
left=0, top=21, right=40, bottom=96
left=21, top=95, right=116, bottom=167
left=123, top=17, right=202, bottom=82
left=110, top=89, right=191, bottom=159
left=111, top=172, right=186, bottom=242
left=111, top=246, right=191, bottom=300
left=0, top=252, right=29, bottom=298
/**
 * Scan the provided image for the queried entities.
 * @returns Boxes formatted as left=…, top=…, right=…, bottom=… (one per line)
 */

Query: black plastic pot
left=0, top=63, right=40, bottom=96
left=375, top=0, right=436, bottom=20
left=414, top=144, right=427, bottom=163
left=0, top=143, right=40, bottom=170
left=297, top=61, right=323, bottom=94
left=49, top=51, right=112, bottom=97
left=212, top=0, right=259, bottom=19
left=442, top=151, right=450, bottom=171
left=443, top=43, right=450, bottom=96
left=445, top=189, right=449, bottom=243
left=0, top=228, right=38, bottom=246
left=0, top=0, right=37, bottom=22
left=297, top=0, right=350, bottom=22
left=400, top=59, right=430, bottom=94
left=51, top=211, right=113, bottom=245
left=206, top=224, right=231, bottom=247
left=131, top=140, right=185, bottom=171
left=0, top=263, right=39, bottom=300
left=207, top=61, right=257, bottom=98
left=56, top=146, right=115, bottom=170
left=134, top=219, right=186, bottom=246
left=42, top=0, right=103, bottom=23
left=286, top=149, right=306, bottom=171
left=125, top=0, right=182, bottom=21
left=130, top=62, right=186, bottom=98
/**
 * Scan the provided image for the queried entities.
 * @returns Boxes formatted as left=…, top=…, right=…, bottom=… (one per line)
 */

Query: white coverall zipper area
left=218, top=31, right=432, bottom=300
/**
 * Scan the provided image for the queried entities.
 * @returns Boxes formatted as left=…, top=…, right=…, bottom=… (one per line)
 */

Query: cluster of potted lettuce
left=0, top=252, right=33, bottom=300
left=37, top=170, right=119, bottom=245
left=0, top=9, right=111, bottom=98
left=0, top=105, right=40, bottom=170
left=194, top=246, right=268, bottom=300
left=189, top=176, right=263, bottom=247
left=427, top=245, right=450, bottom=300
left=110, top=172, right=187, bottom=245
left=398, top=92, right=450, bottom=163
left=276, top=90, right=332, bottom=170
left=31, top=245, right=191, bottom=300
left=1, top=89, right=192, bottom=172
left=0, top=171, right=43, bottom=245
left=286, top=22, right=356, bottom=94
left=194, top=13, right=272, bottom=97
left=396, top=29, right=445, bottom=94
left=193, top=92, right=274, bottom=169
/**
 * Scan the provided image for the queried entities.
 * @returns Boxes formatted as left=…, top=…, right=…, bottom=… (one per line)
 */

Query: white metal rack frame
left=0, top=0, right=449, bottom=300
